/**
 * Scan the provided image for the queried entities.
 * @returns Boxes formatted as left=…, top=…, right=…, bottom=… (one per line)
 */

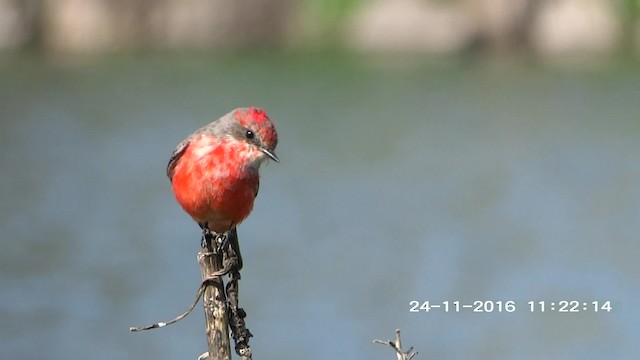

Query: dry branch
left=374, top=329, right=418, bottom=360
left=130, top=230, right=252, bottom=360
left=198, top=244, right=232, bottom=360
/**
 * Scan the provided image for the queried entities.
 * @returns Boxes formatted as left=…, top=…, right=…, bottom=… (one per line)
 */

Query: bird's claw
left=214, top=233, right=229, bottom=254
left=200, top=229, right=214, bottom=249
left=200, top=229, right=229, bottom=254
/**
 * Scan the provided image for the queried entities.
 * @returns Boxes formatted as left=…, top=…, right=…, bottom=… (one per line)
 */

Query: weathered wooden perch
left=130, top=230, right=252, bottom=360
left=197, top=242, right=232, bottom=360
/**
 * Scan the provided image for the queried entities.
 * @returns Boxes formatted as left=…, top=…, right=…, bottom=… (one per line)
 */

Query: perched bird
left=166, top=107, right=278, bottom=258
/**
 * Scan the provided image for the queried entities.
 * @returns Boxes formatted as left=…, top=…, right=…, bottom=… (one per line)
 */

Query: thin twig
left=128, top=259, right=234, bottom=333
left=225, top=229, right=253, bottom=359
left=129, top=280, right=207, bottom=332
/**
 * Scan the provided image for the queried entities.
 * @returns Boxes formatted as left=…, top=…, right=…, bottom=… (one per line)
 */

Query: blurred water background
left=1, top=1, right=640, bottom=360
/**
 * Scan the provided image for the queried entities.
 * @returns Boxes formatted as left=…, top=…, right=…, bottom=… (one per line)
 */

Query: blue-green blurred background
left=1, top=1, right=640, bottom=360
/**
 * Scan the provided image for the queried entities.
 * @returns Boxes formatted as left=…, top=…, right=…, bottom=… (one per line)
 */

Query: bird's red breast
left=171, top=135, right=260, bottom=233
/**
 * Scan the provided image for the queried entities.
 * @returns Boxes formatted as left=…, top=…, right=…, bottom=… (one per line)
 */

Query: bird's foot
left=200, top=228, right=215, bottom=249
left=200, top=229, right=229, bottom=254
left=214, top=232, right=229, bottom=254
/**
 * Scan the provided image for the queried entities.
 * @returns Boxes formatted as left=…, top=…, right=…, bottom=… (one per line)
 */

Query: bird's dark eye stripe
left=245, top=130, right=255, bottom=139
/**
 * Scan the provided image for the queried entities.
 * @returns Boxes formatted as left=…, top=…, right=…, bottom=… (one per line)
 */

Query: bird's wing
left=166, top=139, right=191, bottom=181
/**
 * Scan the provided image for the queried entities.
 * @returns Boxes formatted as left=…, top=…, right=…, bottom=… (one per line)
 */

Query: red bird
left=167, top=107, right=278, bottom=253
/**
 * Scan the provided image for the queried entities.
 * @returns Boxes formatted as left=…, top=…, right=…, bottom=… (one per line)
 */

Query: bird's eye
left=245, top=130, right=255, bottom=139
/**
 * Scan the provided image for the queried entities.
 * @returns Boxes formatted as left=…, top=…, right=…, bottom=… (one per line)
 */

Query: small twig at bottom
left=374, top=329, right=418, bottom=360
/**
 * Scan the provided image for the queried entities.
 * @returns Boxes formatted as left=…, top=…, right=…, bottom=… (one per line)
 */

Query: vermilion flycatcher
left=166, top=107, right=279, bottom=254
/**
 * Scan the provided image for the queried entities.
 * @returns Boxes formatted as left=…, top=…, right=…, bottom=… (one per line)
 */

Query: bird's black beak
left=261, top=148, right=279, bottom=162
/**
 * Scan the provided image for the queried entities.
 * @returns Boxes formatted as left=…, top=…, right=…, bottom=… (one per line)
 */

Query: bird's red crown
left=234, top=107, right=278, bottom=149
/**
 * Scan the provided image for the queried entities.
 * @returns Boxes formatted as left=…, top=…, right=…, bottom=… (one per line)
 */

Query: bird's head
left=230, top=107, right=279, bottom=164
